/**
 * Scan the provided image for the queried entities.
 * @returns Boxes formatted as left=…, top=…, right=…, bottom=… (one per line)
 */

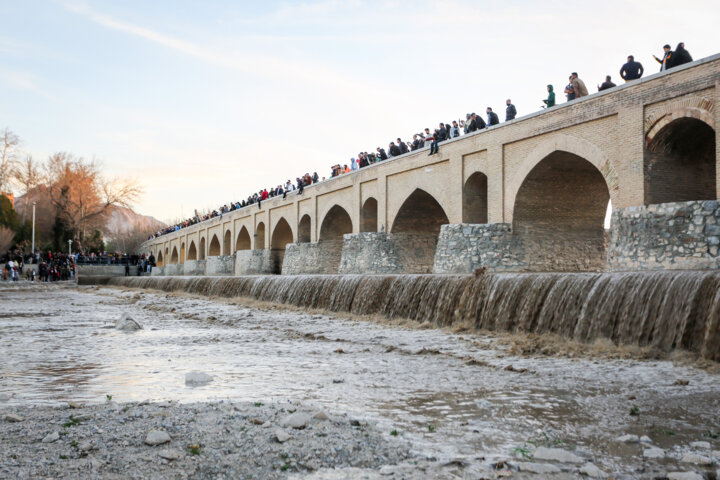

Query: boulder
left=144, top=430, right=171, bottom=446
left=115, top=313, right=142, bottom=330
left=185, top=372, right=213, bottom=385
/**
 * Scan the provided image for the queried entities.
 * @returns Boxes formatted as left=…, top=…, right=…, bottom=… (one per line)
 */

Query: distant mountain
left=105, top=205, right=166, bottom=236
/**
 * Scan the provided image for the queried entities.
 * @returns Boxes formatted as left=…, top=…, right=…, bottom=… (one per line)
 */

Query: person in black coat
left=505, top=100, right=517, bottom=121
left=486, top=107, right=499, bottom=127
left=376, top=147, right=387, bottom=160
left=397, top=138, right=408, bottom=154
left=388, top=142, right=402, bottom=157
left=620, top=55, right=644, bottom=81
left=669, top=43, right=692, bottom=68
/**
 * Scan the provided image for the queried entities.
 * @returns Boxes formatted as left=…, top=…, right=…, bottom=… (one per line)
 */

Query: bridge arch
left=170, top=246, right=179, bottom=264
left=208, top=234, right=221, bottom=256
left=180, top=242, right=185, bottom=263
left=187, top=240, right=197, bottom=261
left=512, top=150, right=610, bottom=272
left=157, top=249, right=164, bottom=267
left=391, top=189, right=449, bottom=235
left=319, top=205, right=353, bottom=242
left=271, top=217, right=294, bottom=274
left=236, top=226, right=251, bottom=250
left=506, top=135, right=619, bottom=223
left=463, top=172, right=488, bottom=223
left=361, top=198, right=378, bottom=232
left=298, top=215, right=311, bottom=242
left=255, top=222, right=266, bottom=249
left=223, top=230, right=232, bottom=255
left=644, top=104, right=716, bottom=204
left=199, top=237, right=206, bottom=260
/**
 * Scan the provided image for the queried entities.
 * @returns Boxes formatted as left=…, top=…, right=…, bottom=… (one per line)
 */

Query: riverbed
left=1, top=282, right=719, bottom=479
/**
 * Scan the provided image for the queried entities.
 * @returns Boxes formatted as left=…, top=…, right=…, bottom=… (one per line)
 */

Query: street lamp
left=31, top=202, right=36, bottom=259
left=68, top=239, right=73, bottom=257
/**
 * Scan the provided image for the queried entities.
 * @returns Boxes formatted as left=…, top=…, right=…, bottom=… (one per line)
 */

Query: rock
left=616, top=434, right=639, bottom=443
left=667, top=472, right=704, bottom=480
left=516, top=462, right=561, bottom=473
left=274, top=428, right=290, bottom=443
left=280, top=412, right=311, bottom=429
left=144, top=430, right=171, bottom=446
left=78, top=441, right=95, bottom=452
left=689, top=441, right=711, bottom=450
left=67, top=401, right=82, bottom=409
left=313, top=411, right=329, bottom=421
left=3, top=414, right=23, bottom=422
left=580, top=463, right=607, bottom=477
left=673, top=379, right=690, bottom=386
left=42, top=431, right=60, bottom=443
left=643, top=447, right=665, bottom=459
left=115, top=313, right=142, bottom=330
left=185, top=371, right=213, bottom=385
left=680, top=453, right=713, bottom=465
left=533, top=447, right=584, bottom=464
left=158, top=449, right=182, bottom=460
left=639, top=435, right=653, bottom=444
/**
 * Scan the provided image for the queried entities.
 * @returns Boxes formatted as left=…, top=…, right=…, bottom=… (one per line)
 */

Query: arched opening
left=255, top=222, right=266, bottom=249
left=156, top=251, right=164, bottom=267
left=391, top=189, right=449, bottom=235
left=236, top=227, right=251, bottom=250
left=298, top=215, right=311, bottom=243
left=170, top=246, right=179, bottom=264
left=644, top=117, right=716, bottom=204
left=319, top=205, right=353, bottom=241
left=361, top=198, right=378, bottom=232
left=180, top=243, right=186, bottom=263
left=223, top=230, right=231, bottom=255
left=463, top=172, right=488, bottom=223
left=199, top=237, right=206, bottom=260
left=187, top=241, right=197, bottom=261
left=513, top=150, right=610, bottom=272
left=208, top=234, right=221, bottom=256
left=271, top=218, right=294, bottom=274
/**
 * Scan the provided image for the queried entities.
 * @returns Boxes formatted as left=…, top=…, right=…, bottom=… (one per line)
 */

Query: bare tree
left=13, top=154, right=42, bottom=222
left=0, top=128, right=20, bottom=193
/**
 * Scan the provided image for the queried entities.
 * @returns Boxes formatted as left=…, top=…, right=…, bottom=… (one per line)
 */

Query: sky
left=1, top=0, right=718, bottom=223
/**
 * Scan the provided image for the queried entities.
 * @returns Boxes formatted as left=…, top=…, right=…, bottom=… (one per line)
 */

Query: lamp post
left=68, top=239, right=73, bottom=257
left=31, top=202, right=36, bottom=258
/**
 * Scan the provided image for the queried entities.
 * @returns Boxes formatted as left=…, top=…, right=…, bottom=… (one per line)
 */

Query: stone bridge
left=144, top=54, right=720, bottom=276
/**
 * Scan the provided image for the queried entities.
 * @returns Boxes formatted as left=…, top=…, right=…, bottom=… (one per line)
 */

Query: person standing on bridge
left=543, top=85, right=555, bottom=108
left=669, top=42, right=692, bottom=69
left=505, top=99, right=517, bottom=121
left=564, top=76, right=575, bottom=101
left=620, top=55, right=644, bottom=82
left=486, top=107, right=499, bottom=127
left=571, top=72, right=588, bottom=98
left=597, top=75, right=616, bottom=91
left=653, top=44, right=673, bottom=71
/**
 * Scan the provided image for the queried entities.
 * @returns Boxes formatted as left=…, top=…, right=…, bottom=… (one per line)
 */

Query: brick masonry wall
left=282, top=241, right=343, bottom=275
left=183, top=260, right=206, bottom=276
left=206, top=255, right=235, bottom=275
left=338, top=232, right=439, bottom=274
left=608, top=201, right=720, bottom=270
left=433, top=223, right=526, bottom=273
left=235, top=250, right=274, bottom=275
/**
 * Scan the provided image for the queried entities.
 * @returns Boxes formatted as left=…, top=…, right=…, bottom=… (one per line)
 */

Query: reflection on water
left=1, top=284, right=719, bottom=472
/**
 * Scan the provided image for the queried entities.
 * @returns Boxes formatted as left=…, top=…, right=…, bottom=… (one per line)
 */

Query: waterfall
left=101, top=271, right=720, bottom=360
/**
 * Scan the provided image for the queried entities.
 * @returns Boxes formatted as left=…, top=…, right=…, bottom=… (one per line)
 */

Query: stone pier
left=339, top=232, right=438, bottom=274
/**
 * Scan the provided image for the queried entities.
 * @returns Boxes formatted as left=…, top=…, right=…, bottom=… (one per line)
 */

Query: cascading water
left=99, top=271, right=720, bottom=360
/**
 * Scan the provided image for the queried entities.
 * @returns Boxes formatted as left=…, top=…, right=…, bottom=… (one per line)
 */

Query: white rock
left=516, top=462, right=561, bottom=473
left=616, top=434, right=639, bottom=443
left=533, top=447, right=584, bottom=464
left=689, top=441, right=711, bottom=450
left=158, top=448, right=182, bottom=460
left=281, top=412, right=311, bottom=429
left=42, top=431, right=60, bottom=443
left=639, top=435, right=653, bottom=444
left=313, top=411, right=329, bottom=421
left=680, top=453, right=713, bottom=465
left=115, top=313, right=142, bottom=330
left=643, top=447, right=665, bottom=459
left=580, top=463, right=607, bottom=478
left=184, top=371, right=213, bottom=385
left=274, top=428, right=290, bottom=443
left=144, top=430, right=171, bottom=446
left=3, top=414, right=23, bottom=422
left=667, top=472, right=704, bottom=480
left=78, top=441, right=95, bottom=452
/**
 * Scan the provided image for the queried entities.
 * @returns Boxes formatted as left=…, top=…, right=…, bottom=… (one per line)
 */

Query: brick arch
left=506, top=135, right=619, bottom=223
left=387, top=171, right=453, bottom=232
left=236, top=226, right=251, bottom=250
left=180, top=242, right=185, bottom=263
left=199, top=237, right=206, bottom=260
left=270, top=215, right=296, bottom=242
left=645, top=97, right=714, bottom=146
left=170, top=246, right=179, bottom=264
left=208, top=234, right=221, bottom=256
left=317, top=200, right=353, bottom=240
left=391, top=188, right=449, bottom=235
left=298, top=214, right=311, bottom=243
left=319, top=205, right=353, bottom=242
left=361, top=197, right=378, bottom=232
left=223, top=230, right=232, bottom=255
left=187, top=240, right=197, bottom=261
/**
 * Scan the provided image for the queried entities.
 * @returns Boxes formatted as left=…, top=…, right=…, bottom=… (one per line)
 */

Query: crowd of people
left=149, top=42, right=695, bottom=241
left=2, top=251, right=76, bottom=282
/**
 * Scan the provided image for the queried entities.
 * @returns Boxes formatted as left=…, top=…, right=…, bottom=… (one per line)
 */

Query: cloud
left=0, top=69, right=57, bottom=101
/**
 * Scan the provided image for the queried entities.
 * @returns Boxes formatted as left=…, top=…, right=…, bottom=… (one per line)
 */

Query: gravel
left=0, top=400, right=412, bottom=479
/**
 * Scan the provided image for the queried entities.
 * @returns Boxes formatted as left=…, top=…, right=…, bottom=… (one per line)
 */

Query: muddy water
left=1, top=283, right=719, bottom=477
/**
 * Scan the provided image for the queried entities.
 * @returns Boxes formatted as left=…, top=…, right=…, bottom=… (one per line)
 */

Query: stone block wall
left=163, top=264, right=184, bottom=276
left=282, top=241, right=343, bottom=275
left=206, top=255, right=235, bottom=275
left=183, top=260, right=205, bottom=276
left=608, top=200, right=720, bottom=270
left=235, top=250, right=275, bottom=275
left=433, top=223, right=526, bottom=273
left=150, top=266, right=165, bottom=276
left=339, top=232, right=439, bottom=274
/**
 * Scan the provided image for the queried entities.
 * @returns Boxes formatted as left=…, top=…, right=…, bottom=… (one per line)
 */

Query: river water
left=1, top=282, right=719, bottom=477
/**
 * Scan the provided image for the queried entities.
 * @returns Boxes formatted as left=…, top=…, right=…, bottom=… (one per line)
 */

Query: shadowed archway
left=319, top=205, right=353, bottom=241
left=392, top=189, right=449, bottom=235
left=463, top=172, right=488, bottom=224
left=236, top=227, right=251, bottom=250
left=187, top=241, right=197, bottom=261
left=180, top=243, right=185, bottom=263
left=199, top=237, right=206, bottom=260
left=255, top=223, right=266, bottom=249
left=271, top=218, right=294, bottom=274
left=170, top=246, right=178, bottom=264
left=361, top=198, right=378, bottom=232
left=298, top=215, right=311, bottom=243
left=208, top=234, right=221, bottom=256
left=223, top=231, right=232, bottom=255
